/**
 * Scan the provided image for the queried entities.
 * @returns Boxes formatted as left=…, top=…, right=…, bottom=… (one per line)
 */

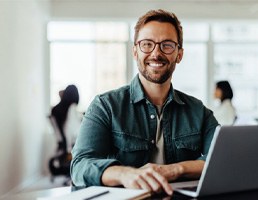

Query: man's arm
left=71, top=96, right=119, bottom=186
left=101, top=160, right=204, bottom=195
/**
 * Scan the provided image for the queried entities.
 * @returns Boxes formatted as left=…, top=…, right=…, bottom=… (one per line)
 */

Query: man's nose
left=151, top=43, right=162, bottom=56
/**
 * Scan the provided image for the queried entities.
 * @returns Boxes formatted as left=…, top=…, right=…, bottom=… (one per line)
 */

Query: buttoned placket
left=146, top=101, right=158, bottom=146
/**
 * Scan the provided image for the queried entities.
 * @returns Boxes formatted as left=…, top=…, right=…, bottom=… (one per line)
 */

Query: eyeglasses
left=136, top=39, right=179, bottom=54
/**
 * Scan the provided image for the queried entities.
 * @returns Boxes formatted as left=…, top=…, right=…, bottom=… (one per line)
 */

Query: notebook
left=171, top=125, right=258, bottom=197
left=37, top=186, right=151, bottom=200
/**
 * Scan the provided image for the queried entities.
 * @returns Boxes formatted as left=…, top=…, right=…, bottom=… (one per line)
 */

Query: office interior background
left=1, top=0, right=258, bottom=197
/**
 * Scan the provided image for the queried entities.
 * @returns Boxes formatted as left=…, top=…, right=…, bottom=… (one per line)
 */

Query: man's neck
left=139, top=75, right=171, bottom=106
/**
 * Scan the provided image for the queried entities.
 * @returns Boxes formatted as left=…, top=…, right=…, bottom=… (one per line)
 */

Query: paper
left=37, top=186, right=151, bottom=200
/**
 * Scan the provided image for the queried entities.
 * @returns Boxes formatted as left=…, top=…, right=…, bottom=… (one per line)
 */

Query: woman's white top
left=64, top=103, right=82, bottom=151
left=213, top=99, right=236, bottom=126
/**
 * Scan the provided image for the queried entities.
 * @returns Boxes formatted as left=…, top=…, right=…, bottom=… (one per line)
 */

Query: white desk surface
left=2, top=186, right=71, bottom=200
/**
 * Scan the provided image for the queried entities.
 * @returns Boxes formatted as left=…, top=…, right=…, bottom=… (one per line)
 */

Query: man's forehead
left=137, top=21, right=178, bottom=40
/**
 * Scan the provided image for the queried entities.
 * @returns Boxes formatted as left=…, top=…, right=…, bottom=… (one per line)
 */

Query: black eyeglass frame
left=135, top=39, right=180, bottom=55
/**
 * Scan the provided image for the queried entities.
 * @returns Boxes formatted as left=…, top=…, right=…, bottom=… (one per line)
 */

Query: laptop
left=171, top=125, right=258, bottom=197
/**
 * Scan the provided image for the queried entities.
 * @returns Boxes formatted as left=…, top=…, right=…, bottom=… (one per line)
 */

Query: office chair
left=48, top=115, right=72, bottom=186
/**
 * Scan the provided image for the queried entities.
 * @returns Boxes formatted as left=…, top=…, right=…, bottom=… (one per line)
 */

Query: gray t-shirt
left=149, top=105, right=165, bottom=164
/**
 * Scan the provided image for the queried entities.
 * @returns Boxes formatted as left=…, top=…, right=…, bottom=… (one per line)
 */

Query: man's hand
left=142, top=160, right=205, bottom=181
left=102, top=166, right=173, bottom=195
left=141, top=163, right=183, bottom=181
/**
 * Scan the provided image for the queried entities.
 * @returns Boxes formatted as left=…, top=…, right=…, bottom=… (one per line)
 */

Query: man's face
left=133, top=21, right=183, bottom=84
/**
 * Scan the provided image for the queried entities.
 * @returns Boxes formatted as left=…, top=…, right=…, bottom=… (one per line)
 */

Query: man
left=71, top=9, right=218, bottom=196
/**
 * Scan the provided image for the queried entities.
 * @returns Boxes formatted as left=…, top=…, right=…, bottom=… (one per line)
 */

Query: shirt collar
left=130, top=75, right=145, bottom=103
left=130, top=74, right=185, bottom=105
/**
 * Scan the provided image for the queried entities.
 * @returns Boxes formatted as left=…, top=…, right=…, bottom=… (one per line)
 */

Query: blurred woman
left=213, top=81, right=237, bottom=126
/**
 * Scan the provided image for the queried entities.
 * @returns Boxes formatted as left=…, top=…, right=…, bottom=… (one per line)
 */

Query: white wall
left=0, top=0, right=50, bottom=196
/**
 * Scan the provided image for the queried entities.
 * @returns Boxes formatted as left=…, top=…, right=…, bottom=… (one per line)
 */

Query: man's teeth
left=148, top=63, right=163, bottom=67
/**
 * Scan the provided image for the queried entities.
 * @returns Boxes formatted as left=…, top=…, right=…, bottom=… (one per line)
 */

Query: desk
left=1, top=187, right=70, bottom=200
left=3, top=186, right=258, bottom=200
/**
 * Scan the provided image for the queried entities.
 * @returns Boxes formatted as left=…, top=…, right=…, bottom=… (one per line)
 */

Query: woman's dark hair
left=61, top=84, right=79, bottom=105
left=216, top=81, right=233, bottom=102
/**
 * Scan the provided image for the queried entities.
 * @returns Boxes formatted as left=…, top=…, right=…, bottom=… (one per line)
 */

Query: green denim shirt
left=71, top=75, right=218, bottom=187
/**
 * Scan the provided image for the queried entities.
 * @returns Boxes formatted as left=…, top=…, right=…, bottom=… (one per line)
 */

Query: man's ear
left=133, top=45, right=138, bottom=60
left=176, top=48, right=184, bottom=63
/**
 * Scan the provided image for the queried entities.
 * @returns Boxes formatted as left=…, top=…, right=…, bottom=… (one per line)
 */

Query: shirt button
left=151, top=140, right=155, bottom=144
left=150, top=114, right=155, bottom=119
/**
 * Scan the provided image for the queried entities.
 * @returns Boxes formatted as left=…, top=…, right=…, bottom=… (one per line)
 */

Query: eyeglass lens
left=139, top=40, right=177, bottom=54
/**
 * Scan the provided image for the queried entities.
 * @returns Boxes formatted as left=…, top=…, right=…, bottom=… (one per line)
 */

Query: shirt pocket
left=174, top=132, right=201, bottom=162
left=112, top=131, right=149, bottom=167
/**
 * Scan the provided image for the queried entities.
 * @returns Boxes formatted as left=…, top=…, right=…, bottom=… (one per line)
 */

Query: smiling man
left=71, top=9, right=218, bottom=196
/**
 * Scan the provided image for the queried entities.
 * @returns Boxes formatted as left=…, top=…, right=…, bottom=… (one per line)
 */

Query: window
left=213, top=22, right=258, bottom=119
left=48, top=22, right=128, bottom=111
left=173, top=22, right=209, bottom=104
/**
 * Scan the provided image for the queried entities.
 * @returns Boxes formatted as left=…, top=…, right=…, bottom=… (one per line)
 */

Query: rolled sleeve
left=70, top=96, right=120, bottom=186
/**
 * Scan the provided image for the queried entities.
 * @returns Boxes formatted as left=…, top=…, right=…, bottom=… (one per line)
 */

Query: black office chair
left=48, top=115, right=72, bottom=186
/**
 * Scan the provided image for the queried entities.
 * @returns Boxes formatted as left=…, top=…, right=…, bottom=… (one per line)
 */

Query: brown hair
left=134, top=9, right=183, bottom=48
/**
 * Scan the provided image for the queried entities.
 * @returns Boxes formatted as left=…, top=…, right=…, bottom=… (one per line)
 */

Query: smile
left=146, top=62, right=166, bottom=67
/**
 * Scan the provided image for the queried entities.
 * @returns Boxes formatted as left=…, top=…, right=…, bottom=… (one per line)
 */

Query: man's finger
left=152, top=170, right=173, bottom=195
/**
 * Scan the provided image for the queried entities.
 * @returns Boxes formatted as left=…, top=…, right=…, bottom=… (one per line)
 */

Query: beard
left=137, top=55, right=176, bottom=84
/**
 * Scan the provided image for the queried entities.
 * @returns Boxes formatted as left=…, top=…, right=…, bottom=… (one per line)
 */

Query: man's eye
left=162, top=43, right=173, bottom=49
left=143, top=42, right=152, bottom=47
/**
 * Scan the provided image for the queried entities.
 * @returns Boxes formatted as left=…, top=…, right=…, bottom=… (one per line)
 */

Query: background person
left=71, top=9, right=218, bottom=195
left=213, top=80, right=237, bottom=126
